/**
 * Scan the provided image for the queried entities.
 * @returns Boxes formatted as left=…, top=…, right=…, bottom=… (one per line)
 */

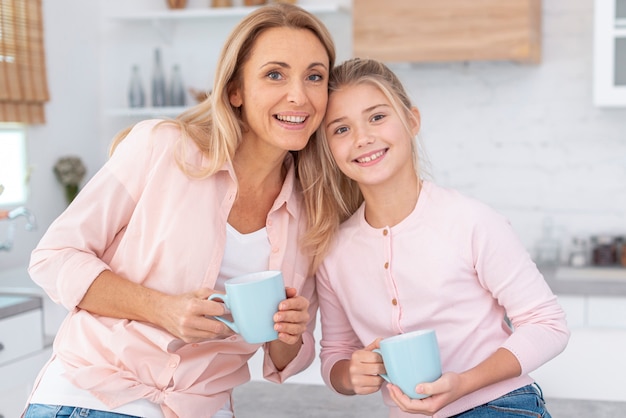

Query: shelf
left=107, top=4, right=347, bottom=21
left=106, top=107, right=188, bottom=118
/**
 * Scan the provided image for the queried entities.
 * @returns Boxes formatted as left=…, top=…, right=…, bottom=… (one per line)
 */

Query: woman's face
left=324, top=83, right=419, bottom=188
left=229, top=27, right=330, bottom=157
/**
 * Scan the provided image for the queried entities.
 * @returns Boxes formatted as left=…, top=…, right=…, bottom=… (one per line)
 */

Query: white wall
left=2, top=0, right=623, bottom=274
left=0, top=0, right=102, bottom=270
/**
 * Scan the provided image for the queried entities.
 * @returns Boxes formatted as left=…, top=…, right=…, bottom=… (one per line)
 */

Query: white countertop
left=540, top=265, right=626, bottom=297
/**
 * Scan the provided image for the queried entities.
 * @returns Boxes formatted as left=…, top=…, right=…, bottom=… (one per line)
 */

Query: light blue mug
left=374, top=329, right=442, bottom=399
left=208, top=270, right=286, bottom=344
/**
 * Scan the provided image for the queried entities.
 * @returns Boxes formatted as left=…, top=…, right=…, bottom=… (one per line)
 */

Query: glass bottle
left=168, top=64, right=186, bottom=107
left=568, top=236, right=588, bottom=268
left=128, top=65, right=145, bottom=108
left=534, top=217, right=561, bottom=266
left=151, top=48, right=166, bottom=107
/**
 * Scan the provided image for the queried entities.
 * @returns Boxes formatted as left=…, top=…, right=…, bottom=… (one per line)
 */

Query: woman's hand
left=266, top=287, right=310, bottom=370
left=273, top=287, right=310, bottom=344
left=155, top=287, right=235, bottom=343
left=386, top=371, right=463, bottom=416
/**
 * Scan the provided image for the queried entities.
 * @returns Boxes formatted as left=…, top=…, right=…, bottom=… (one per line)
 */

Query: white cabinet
left=0, top=309, right=43, bottom=366
left=593, top=0, right=626, bottom=106
left=0, top=303, right=47, bottom=418
left=530, top=293, right=626, bottom=402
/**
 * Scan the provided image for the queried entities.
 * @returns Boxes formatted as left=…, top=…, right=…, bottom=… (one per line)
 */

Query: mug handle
left=207, top=293, right=240, bottom=334
left=372, top=348, right=390, bottom=382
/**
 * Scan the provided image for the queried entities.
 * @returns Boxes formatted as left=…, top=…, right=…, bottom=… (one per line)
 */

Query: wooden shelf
left=353, top=0, right=542, bottom=64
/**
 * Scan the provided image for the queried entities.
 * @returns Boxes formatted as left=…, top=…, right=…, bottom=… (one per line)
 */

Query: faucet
left=0, top=206, right=37, bottom=251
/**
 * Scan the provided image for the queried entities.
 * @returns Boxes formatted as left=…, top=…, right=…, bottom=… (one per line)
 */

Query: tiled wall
left=385, top=0, right=626, bottom=258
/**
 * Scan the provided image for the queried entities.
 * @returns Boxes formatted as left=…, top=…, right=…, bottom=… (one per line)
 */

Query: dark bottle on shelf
left=128, top=65, right=145, bottom=108
left=151, top=48, right=166, bottom=107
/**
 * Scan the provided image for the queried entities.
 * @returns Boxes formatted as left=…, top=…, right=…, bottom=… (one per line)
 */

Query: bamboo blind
left=0, top=0, right=49, bottom=124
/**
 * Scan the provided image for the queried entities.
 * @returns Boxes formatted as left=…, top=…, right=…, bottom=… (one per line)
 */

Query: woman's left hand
left=387, top=372, right=463, bottom=416
left=273, top=287, right=310, bottom=345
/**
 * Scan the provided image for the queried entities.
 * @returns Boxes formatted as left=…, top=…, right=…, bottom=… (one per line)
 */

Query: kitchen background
left=1, top=0, right=625, bottom=416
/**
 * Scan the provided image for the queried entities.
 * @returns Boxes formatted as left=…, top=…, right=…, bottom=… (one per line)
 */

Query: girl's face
left=324, top=83, right=419, bottom=188
left=229, top=27, right=330, bottom=157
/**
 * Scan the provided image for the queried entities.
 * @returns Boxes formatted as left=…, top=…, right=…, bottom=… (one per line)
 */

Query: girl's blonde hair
left=300, top=58, right=425, bottom=272
left=110, top=3, right=336, bottom=179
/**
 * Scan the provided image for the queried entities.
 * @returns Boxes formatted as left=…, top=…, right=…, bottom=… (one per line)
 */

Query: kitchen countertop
left=2, top=264, right=626, bottom=300
left=0, top=294, right=42, bottom=320
left=540, top=265, right=626, bottom=297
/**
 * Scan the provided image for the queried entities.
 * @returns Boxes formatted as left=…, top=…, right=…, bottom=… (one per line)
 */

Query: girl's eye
left=371, top=113, right=385, bottom=122
left=333, top=126, right=348, bottom=135
left=267, top=71, right=283, bottom=81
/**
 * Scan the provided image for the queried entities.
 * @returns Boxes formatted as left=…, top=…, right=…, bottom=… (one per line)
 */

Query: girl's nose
left=354, top=128, right=375, bottom=148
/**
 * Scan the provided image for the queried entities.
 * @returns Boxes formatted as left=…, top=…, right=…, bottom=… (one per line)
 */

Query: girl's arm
left=386, top=347, right=521, bottom=415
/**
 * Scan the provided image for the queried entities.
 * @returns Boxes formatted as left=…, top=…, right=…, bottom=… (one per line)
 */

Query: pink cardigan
left=28, top=119, right=316, bottom=418
left=316, top=181, right=569, bottom=418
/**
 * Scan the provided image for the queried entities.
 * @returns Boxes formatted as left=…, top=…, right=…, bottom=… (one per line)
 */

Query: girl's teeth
left=357, top=150, right=384, bottom=163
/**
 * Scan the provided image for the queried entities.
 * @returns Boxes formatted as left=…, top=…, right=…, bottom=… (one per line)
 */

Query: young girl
left=299, top=58, right=569, bottom=417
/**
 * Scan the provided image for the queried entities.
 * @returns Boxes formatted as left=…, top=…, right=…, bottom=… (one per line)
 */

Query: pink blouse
left=28, top=119, right=317, bottom=418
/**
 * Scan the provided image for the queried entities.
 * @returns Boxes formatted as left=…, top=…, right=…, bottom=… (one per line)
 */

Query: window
left=0, top=124, right=28, bottom=205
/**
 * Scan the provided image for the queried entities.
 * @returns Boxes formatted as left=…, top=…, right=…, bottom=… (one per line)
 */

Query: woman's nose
left=286, top=80, right=307, bottom=105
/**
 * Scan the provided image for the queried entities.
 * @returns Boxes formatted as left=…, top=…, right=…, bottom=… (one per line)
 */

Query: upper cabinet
left=593, top=0, right=626, bottom=107
left=353, top=0, right=542, bottom=64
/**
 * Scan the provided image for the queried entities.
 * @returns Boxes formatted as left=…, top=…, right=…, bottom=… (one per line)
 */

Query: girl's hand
left=387, top=371, right=463, bottom=416
left=273, top=287, right=310, bottom=344
left=156, top=288, right=235, bottom=343
left=348, top=339, right=386, bottom=395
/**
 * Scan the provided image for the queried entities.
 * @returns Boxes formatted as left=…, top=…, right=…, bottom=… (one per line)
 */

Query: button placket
left=383, top=227, right=402, bottom=332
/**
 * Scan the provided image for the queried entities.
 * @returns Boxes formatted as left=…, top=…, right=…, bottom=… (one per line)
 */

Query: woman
left=24, top=4, right=335, bottom=418
left=299, top=58, right=569, bottom=417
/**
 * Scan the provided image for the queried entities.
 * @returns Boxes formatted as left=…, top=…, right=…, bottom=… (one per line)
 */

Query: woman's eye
left=308, top=74, right=323, bottom=82
left=267, top=71, right=283, bottom=81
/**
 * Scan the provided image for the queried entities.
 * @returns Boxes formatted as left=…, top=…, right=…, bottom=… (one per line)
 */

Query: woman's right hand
left=347, top=339, right=386, bottom=395
left=156, top=288, right=236, bottom=343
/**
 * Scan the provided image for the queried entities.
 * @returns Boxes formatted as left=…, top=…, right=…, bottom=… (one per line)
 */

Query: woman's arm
left=80, top=270, right=233, bottom=343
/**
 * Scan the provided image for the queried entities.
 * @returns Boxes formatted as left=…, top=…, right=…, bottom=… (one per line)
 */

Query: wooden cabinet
left=353, top=0, right=542, bottom=63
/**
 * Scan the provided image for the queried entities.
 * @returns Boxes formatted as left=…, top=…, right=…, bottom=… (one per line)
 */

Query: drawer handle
left=0, top=342, right=4, bottom=351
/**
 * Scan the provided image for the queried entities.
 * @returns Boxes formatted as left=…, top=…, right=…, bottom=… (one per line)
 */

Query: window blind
left=0, top=0, right=49, bottom=124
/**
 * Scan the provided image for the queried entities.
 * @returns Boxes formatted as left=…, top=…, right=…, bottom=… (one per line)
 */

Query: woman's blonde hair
left=300, top=58, right=425, bottom=272
left=110, top=3, right=336, bottom=179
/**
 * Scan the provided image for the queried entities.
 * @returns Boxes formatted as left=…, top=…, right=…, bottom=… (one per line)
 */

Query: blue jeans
left=24, top=404, right=140, bottom=418
left=450, top=384, right=551, bottom=418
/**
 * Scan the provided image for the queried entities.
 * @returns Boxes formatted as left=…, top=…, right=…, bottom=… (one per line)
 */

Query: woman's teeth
left=276, top=115, right=306, bottom=123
